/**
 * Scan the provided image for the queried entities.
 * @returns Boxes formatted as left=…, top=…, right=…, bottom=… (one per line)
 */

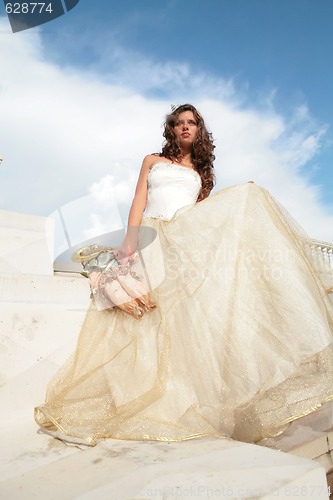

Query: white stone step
left=260, top=403, right=333, bottom=472
left=0, top=271, right=90, bottom=421
left=0, top=210, right=54, bottom=276
left=0, top=270, right=89, bottom=304
left=0, top=272, right=90, bottom=388
left=0, top=424, right=329, bottom=500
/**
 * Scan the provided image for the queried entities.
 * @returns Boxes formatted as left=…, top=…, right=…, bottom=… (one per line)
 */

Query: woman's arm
left=115, top=155, right=154, bottom=262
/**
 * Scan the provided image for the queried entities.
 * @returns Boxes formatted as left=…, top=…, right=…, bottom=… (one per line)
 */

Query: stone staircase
left=0, top=209, right=332, bottom=499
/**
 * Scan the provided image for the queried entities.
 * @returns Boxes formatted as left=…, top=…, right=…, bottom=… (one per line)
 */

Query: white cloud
left=87, top=39, right=238, bottom=101
left=0, top=17, right=332, bottom=245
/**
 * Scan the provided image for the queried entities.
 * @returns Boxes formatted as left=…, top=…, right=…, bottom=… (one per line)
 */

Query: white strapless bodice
left=143, top=162, right=202, bottom=221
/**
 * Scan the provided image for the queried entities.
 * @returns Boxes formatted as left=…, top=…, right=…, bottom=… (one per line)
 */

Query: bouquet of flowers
left=72, top=244, right=157, bottom=319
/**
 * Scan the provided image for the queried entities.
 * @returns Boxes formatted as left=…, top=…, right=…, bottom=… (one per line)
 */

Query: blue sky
left=42, top=0, right=333, bottom=119
left=0, top=0, right=333, bottom=243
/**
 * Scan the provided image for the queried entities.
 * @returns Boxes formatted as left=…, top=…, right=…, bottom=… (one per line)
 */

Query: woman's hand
left=114, top=243, right=134, bottom=265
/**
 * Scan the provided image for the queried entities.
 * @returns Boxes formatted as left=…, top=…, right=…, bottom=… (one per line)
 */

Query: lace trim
left=148, top=162, right=201, bottom=181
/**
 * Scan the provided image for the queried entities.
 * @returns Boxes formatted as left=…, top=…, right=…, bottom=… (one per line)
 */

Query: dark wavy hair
left=160, top=104, right=215, bottom=201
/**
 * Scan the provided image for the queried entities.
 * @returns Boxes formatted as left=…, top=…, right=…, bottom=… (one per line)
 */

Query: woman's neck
left=180, top=150, right=192, bottom=162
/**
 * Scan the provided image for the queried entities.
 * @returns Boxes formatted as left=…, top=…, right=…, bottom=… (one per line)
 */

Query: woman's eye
left=175, top=120, right=196, bottom=127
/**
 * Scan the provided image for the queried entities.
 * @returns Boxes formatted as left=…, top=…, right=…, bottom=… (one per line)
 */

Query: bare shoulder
left=140, top=154, right=160, bottom=175
left=142, top=154, right=160, bottom=167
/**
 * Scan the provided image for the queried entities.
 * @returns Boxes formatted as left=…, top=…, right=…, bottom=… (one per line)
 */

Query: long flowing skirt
left=34, top=183, right=333, bottom=445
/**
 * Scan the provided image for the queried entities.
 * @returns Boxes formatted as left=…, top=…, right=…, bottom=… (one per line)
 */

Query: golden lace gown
left=35, top=163, right=333, bottom=446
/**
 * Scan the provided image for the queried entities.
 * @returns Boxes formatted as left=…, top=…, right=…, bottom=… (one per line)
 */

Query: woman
left=114, top=103, right=215, bottom=264
left=35, top=104, right=333, bottom=446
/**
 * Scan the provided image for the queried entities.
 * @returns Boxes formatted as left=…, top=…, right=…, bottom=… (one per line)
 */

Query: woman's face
left=173, top=111, right=198, bottom=147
